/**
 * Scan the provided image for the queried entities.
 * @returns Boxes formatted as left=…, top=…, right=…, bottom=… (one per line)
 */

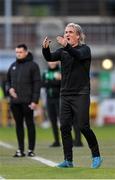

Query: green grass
left=0, top=125, right=115, bottom=179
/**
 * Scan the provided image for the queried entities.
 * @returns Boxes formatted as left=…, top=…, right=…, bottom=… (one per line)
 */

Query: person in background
left=42, top=61, right=61, bottom=147
left=42, top=23, right=103, bottom=168
left=6, top=44, right=41, bottom=157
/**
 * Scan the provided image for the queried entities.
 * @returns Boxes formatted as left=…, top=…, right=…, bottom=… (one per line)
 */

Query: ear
left=26, top=51, right=28, bottom=56
left=76, top=34, right=80, bottom=40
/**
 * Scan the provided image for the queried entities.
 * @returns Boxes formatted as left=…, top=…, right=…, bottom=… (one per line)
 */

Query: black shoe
left=50, top=142, right=61, bottom=147
left=73, top=141, right=83, bottom=147
left=27, top=150, right=35, bottom=157
left=13, top=150, right=26, bottom=157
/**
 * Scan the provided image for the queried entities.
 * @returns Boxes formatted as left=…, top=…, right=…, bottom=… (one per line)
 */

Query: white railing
left=0, top=16, right=114, bottom=55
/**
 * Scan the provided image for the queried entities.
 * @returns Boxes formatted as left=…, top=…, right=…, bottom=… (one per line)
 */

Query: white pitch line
left=0, top=141, right=14, bottom=149
left=0, top=141, right=7, bottom=180
left=0, top=176, right=6, bottom=180
left=0, top=141, right=57, bottom=167
left=31, top=156, right=58, bottom=167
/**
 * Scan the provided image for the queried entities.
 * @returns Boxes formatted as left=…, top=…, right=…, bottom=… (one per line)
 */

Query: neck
left=72, top=42, right=79, bottom=47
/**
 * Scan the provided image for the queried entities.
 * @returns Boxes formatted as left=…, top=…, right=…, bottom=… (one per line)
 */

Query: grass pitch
left=0, top=125, right=115, bottom=179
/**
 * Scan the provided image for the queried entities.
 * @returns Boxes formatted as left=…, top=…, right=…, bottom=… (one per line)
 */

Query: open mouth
left=67, top=38, right=70, bottom=41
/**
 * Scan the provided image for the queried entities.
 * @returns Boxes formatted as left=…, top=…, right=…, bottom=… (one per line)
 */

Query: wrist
left=63, top=42, right=68, bottom=47
left=64, top=43, right=71, bottom=49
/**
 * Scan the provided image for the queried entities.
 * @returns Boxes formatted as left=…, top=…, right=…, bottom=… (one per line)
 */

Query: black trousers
left=47, top=98, right=60, bottom=143
left=60, top=94, right=100, bottom=161
left=11, top=103, right=35, bottom=152
left=73, top=120, right=82, bottom=145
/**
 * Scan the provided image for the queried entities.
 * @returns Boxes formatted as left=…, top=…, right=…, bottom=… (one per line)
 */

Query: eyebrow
left=16, top=50, right=24, bottom=53
left=65, top=30, right=74, bottom=33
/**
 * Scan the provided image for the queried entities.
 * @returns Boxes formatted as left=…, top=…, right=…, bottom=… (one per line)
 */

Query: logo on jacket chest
left=12, top=66, right=16, bottom=70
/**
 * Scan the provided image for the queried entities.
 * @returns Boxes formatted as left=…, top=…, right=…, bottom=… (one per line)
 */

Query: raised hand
left=42, top=37, right=51, bottom=48
left=56, top=36, right=68, bottom=47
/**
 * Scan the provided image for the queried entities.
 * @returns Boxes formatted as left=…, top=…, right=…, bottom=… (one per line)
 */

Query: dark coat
left=6, top=52, right=41, bottom=104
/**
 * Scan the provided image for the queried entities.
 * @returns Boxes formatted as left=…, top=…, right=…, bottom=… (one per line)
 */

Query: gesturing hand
left=42, top=37, right=51, bottom=48
left=56, top=36, right=68, bottom=47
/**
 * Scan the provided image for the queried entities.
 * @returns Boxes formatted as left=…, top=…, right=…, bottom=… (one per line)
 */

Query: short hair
left=66, top=23, right=85, bottom=45
left=16, top=44, right=28, bottom=51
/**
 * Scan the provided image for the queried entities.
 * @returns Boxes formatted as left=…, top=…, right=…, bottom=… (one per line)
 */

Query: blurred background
left=0, top=0, right=115, bottom=127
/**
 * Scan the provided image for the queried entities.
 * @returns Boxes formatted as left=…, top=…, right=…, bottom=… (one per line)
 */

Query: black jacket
left=42, top=44, right=91, bottom=96
left=6, top=52, right=41, bottom=104
left=42, top=65, right=61, bottom=99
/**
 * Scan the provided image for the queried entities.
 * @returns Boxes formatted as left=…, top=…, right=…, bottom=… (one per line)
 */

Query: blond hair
left=66, top=23, right=85, bottom=45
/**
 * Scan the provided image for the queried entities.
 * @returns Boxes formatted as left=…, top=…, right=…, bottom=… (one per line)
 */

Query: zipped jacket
left=6, top=52, right=41, bottom=104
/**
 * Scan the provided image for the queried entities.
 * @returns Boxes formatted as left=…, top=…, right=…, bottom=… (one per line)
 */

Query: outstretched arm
left=56, top=36, right=91, bottom=61
left=64, top=43, right=91, bottom=60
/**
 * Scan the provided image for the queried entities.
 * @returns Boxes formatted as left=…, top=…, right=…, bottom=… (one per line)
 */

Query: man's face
left=15, top=47, right=28, bottom=59
left=64, top=26, right=80, bottom=47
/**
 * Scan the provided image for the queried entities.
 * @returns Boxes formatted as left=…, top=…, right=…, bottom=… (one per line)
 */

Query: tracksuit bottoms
left=60, top=94, right=100, bottom=161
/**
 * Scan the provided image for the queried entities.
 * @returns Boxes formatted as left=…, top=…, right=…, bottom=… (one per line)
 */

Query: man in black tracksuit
left=42, top=23, right=102, bottom=168
left=42, top=61, right=61, bottom=147
left=6, top=44, right=41, bottom=157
